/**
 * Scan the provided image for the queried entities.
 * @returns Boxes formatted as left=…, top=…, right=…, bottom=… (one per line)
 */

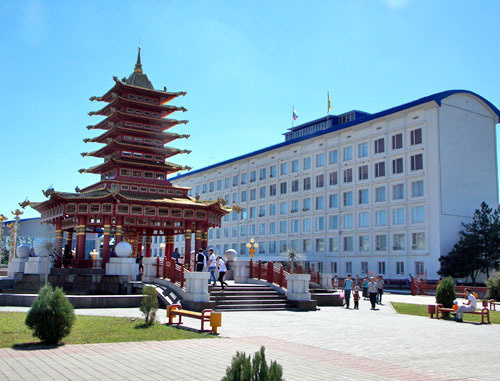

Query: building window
left=358, top=142, right=368, bottom=158
left=241, top=173, right=247, bottom=185
left=303, top=157, right=311, bottom=170
left=225, top=177, right=230, bottom=188
left=270, top=165, right=277, bottom=178
left=343, top=147, right=353, bottom=161
left=316, top=238, right=325, bottom=252
left=375, top=235, right=387, bottom=251
left=392, top=133, right=403, bottom=150
left=329, top=150, right=338, bottom=164
left=412, top=180, right=424, bottom=197
left=279, top=220, right=287, bottom=234
left=291, top=159, right=299, bottom=173
left=393, top=233, right=405, bottom=250
left=233, top=192, right=239, bottom=203
left=315, top=196, right=325, bottom=210
left=280, top=182, right=287, bottom=194
left=303, top=177, right=311, bottom=190
left=392, top=184, right=404, bottom=200
left=343, top=168, right=353, bottom=183
left=240, top=225, right=247, bottom=237
left=412, top=206, right=425, bottom=223
left=343, top=237, right=353, bottom=252
left=361, top=261, right=368, bottom=275
left=291, top=179, right=299, bottom=192
left=359, top=236, right=370, bottom=252
left=328, top=215, right=339, bottom=230
left=259, top=186, right=266, bottom=199
left=291, top=219, right=299, bottom=233
left=346, top=261, right=352, bottom=274
left=374, top=162, right=385, bottom=177
left=392, top=158, right=403, bottom=174
left=241, top=190, right=247, bottom=202
left=280, top=201, right=288, bottom=215
left=375, top=210, right=387, bottom=226
left=303, top=198, right=311, bottom=212
left=343, top=191, right=353, bottom=207
left=329, top=193, right=339, bottom=208
left=269, top=204, right=277, bottom=216
left=316, top=217, right=325, bottom=232
left=259, top=205, right=266, bottom=217
left=280, top=162, right=288, bottom=175
left=343, top=214, right=353, bottom=229
left=316, top=174, right=324, bottom=188
left=269, top=184, right=277, bottom=196
left=316, top=153, right=325, bottom=168
left=358, top=165, right=368, bottom=181
left=359, top=211, right=369, bottom=227
left=374, top=138, right=385, bottom=154
left=209, top=181, right=215, bottom=192
left=250, top=206, right=256, bottom=219
left=411, top=128, right=422, bottom=145
left=269, top=222, right=276, bottom=235
left=303, top=218, right=312, bottom=232
left=259, top=223, right=266, bottom=235
left=378, top=261, right=386, bottom=275
left=358, top=189, right=369, bottom=205
left=303, top=239, right=311, bottom=253
left=393, top=208, right=405, bottom=225
left=217, top=179, right=222, bottom=191
left=269, top=241, right=276, bottom=254
left=375, top=186, right=386, bottom=202
left=259, top=168, right=266, bottom=181
left=233, top=175, right=239, bottom=187
left=415, top=261, right=424, bottom=274
left=411, top=154, right=423, bottom=171
left=250, top=170, right=257, bottom=182
left=291, top=200, right=299, bottom=213
left=329, top=171, right=338, bottom=186
left=412, top=233, right=425, bottom=250
left=396, top=261, right=405, bottom=275
left=329, top=237, right=339, bottom=252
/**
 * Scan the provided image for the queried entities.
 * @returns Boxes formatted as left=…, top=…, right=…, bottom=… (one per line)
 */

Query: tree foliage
left=436, top=276, right=456, bottom=310
left=222, top=346, right=283, bottom=381
left=486, top=273, right=500, bottom=301
left=140, top=285, right=159, bottom=326
left=25, top=284, right=75, bottom=345
left=439, top=202, right=500, bottom=283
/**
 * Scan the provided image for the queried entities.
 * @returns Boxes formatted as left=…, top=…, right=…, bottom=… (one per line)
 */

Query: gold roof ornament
left=0, top=214, right=8, bottom=223
left=232, top=204, right=242, bottom=213
left=217, top=197, right=227, bottom=206
left=19, top=199, right=30, bottom=209
left=42, top=188, right=54, bottom=198
left=12, top=209, right=23, bottom=217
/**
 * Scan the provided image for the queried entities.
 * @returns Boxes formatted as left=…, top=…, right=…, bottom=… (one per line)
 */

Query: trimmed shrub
left=436, top=277, right=456, bottom=317
left=222, top=346, right=283, bottom=381
left=25, top=284, right=75, bottom=345
left=486, top=273, right=500, bottom=301
left=140, top=285, right=159, bottom=326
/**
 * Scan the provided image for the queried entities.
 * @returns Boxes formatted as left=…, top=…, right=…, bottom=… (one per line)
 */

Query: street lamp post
left=9, top=209, right=23, bottom=262
left=160, top=243, right=166, bottom=258
left=0, top=214, right=7, bottom=262
left=246, top=238, right=259, bottom=278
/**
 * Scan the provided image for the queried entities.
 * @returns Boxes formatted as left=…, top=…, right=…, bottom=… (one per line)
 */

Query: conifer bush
left=25, top=284, right=75, bottom=345
left=436, top=276, right=456, bottom=317
left=486, top=273, right=500, bottom=301
left=222, top=346, right=283, bottom=381
left=140, top=285, right=159, bottom=326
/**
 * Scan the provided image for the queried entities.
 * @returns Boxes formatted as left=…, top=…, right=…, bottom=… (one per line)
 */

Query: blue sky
left=1, top=0, right=499, bottom=219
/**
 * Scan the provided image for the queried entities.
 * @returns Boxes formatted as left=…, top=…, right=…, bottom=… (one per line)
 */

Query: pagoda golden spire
left=134, top=46, right=143, bottom=74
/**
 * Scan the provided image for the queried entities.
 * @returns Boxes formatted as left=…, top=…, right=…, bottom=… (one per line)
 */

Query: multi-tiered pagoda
left=30, top=49, right=229, bottom=268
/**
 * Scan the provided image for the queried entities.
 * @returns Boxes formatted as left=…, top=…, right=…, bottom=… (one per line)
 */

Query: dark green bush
left=222, top=346, right=283, bottom=381
left=436, top=277, right=456, bottom=317
left=25, top=284, right=75, bottom=345
left=140, top=285, right=159, bottom=326
left=486, top=273, right=500, bottom=300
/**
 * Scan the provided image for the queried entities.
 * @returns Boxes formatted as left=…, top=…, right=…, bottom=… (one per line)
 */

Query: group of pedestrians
left=340, top=274, right=385, bottom=310
left=194, top=248, right=228, bottom=290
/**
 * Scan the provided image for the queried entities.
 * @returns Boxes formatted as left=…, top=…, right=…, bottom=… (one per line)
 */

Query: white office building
left=170, top=90, right=499, bottom=280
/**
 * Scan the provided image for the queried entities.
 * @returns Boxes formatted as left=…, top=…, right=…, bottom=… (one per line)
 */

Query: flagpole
left=292, top=104, right=294, bottom=129
left=326, top=92, right=330, bottom=128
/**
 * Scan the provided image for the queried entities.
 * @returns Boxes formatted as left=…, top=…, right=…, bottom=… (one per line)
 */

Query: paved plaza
left=1, top=293, right=499, bottom=380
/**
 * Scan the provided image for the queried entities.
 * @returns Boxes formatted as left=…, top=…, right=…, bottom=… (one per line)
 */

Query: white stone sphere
left=224, top=249, right=238, bottom=262
left=115, top=241, right=133, bottom=258
left=16, top=245, right=31, bottom=258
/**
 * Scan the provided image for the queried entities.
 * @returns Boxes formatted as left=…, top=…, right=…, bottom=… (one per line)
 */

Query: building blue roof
left=170, top=90, right=500, bottom=180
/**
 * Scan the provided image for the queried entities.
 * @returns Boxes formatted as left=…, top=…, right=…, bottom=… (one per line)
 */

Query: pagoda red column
left=115, top=217, right=123, bottom=244
left=144, top=230, right=152, bottom=258
left=65, top=231, right=73, bottom=251
left=167, top=234, right=175, bottom=260
left=201, top=227, right=208, bottom=249
left=54, top=219, right=63, bottom=256
left=195, top=224, right=202, bottom=253
left=102, top=216, right=111, bottom=265
left=75, top=215, right=87, bottom=263
left=136, top=233, right=143, bottom=258
left=184, top=229, right=192, bottom=268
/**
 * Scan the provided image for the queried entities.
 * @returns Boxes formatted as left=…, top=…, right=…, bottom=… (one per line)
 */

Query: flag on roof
left=328, top=92, right=332, bottom=112
left=293, top=109, right=298, bottom=120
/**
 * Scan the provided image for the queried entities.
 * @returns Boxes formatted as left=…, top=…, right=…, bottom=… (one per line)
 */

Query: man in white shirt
left=455, top=288, right=477, bottom=322
left=207, top=249, right=217, bottom=285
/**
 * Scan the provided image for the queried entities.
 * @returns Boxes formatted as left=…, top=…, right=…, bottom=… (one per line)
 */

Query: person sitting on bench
left=455, top=288, right=476, bottom=322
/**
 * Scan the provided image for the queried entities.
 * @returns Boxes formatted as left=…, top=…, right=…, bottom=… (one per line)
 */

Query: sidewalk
left=1, top=293, right=499, bottom=380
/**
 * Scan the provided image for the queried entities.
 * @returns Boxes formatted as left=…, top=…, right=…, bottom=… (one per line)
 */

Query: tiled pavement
left=1, top=293, right=499, bottom=380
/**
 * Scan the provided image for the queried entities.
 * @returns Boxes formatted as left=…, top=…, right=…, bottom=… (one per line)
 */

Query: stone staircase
left=209, top=283, right=287, bottom=312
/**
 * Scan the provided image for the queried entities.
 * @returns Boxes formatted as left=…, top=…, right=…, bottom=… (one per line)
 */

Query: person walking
left=171, top=248, right=180, bottom=264
left=376, top=275, right=385, bottom=304
left=362, top=277, right=369, bottom=300
left=216, top=256, right=229, bottom=290
left=353, top=284, right=360, bottom=310
left=207, top=249, right=217, bottom=285
left=368, top=277, right=377, bottom=310
left=195, top=249, right=206, bottom=272
left=344, top=274, right=353, bottom=309
left=333, top=275, right=339, bottom=290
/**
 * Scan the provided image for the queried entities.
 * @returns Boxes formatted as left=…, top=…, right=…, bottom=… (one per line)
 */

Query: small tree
left=222, top=346, right=283, bottom=381
left=140, top=285, right=159, bottom=326
left=486, top=274, right=500, bottom=301
left=436, top=277, right=456, bottom=317
left=25, top=284, right=75, bottom=345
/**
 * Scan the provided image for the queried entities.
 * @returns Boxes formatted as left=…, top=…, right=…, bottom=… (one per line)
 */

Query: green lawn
left=391, top=302, right=500, bottom=324
left=0, top=312, right=214, bottom=348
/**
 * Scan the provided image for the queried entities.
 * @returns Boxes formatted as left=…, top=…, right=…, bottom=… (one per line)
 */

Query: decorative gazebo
left=29, top=48, right=230, bottom=268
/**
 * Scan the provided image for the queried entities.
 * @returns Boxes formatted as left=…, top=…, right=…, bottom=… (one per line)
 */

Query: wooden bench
left=166, top=304, right=222, bottom=334
left=489, top=300, right=500, bottom=311
left=435, top=304, right=490, bottom=324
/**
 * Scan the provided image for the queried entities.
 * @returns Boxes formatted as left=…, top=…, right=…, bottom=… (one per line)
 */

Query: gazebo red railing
left=155, top=257, right=187, bottom=289
left=249, top=260, right=288, bottom=289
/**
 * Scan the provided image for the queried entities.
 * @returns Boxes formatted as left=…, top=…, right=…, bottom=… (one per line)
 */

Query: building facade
left=170, top=91, right=500, bottom=279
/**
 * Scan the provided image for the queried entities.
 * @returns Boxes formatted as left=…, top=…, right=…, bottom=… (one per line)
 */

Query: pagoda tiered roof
left=88, top=98, right=187, bottom=118
left=84, top=126, right=189, bottom=144
left=86, top=112, right=188, bottom=131
left=78, top=157, right=191, bottom=175
left=81, top=139, right=191, bottom=159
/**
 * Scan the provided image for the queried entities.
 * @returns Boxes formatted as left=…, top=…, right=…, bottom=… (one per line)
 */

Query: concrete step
left=215, top=303, right=288, bottom=311
left=211, top=295, right=286, bottom=301
left=214, top=299, right=286, bottom=306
